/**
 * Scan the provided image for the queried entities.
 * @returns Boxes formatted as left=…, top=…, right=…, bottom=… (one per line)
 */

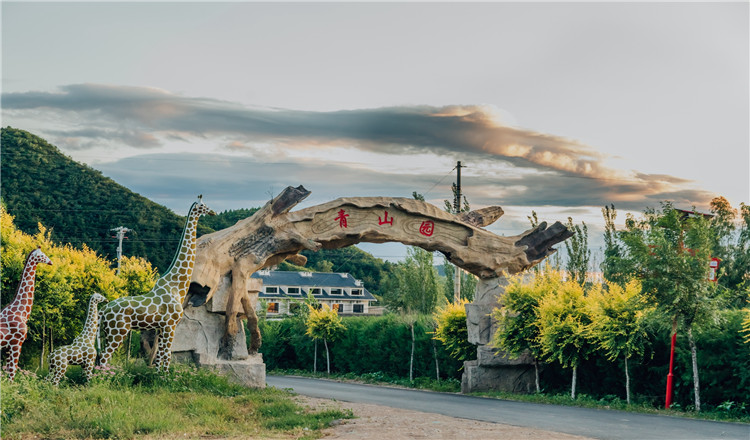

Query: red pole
left=665, top=319, right=677, bottom=409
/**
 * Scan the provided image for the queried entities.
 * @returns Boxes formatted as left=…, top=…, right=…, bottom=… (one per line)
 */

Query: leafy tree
left=536, top=274, right=593, bottom=399
left=709, top=198, right=750, bottom=306
left=313, top=260, right=334, bottom=273
left=528, top=211, right=539, bottom=228
left=433, top=301, right=474, bottom=363
left=586, top=280, right=655, bottom=404
left=564, top=217, right=591, bottom=286
left=305, top=304, right=346, bottom=375
left=601, top=205, right=635, bottom=285
left=443, top=262, right=477, bottom=302
left=117, top=255, right=157, bottom=298
left=391, top=247, right=444, bottom=316
left=442, top=183, right=470, bottom=215
left=617, top=203, right=721, bottom=411
left=389, top=247, right=445, bottom=380
left=492, top=270, right=561, bottom=393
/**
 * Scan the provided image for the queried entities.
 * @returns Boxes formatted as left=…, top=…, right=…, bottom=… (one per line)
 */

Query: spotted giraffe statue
left=48, top=292, right=108, bottom=385
left=99, top=196, right=214, bottom=372
left=0, top=247, right=53, bottom=381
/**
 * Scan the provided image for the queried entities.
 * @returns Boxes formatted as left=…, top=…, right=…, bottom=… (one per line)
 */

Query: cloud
left=2, top=84, right=603, bottom=172
left=44, top=128, right=162, bottom=149
left=2, top=83, right=715, bottom=212
left=94, top=152, right=714, bottom=218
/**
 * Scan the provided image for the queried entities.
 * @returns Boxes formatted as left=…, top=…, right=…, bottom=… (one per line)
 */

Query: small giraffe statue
left=48, top=292, right=108, bottom=385
left=0, top=247, right=53, bottom=381
left=99, top=196, right=214, bottom=372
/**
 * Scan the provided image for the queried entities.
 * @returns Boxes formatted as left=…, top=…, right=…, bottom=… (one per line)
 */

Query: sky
left=2, top=2, right=748, bottom=263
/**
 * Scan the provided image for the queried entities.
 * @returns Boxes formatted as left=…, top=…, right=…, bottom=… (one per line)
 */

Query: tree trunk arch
left=187, top=185, right=572, bottom=356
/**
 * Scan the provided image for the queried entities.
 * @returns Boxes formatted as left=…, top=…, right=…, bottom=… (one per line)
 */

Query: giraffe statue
left=0, top=247, right=53, bottom=381
left=48, top=292, right=108, bottom=385
left=99, top=196, right=214, bottom=372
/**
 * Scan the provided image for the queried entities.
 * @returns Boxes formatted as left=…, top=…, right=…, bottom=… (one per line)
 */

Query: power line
left=421, top=166, right=456, bottom=199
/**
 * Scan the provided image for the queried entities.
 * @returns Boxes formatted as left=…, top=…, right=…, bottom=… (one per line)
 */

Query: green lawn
left=1, top=363, right=352, bottom=440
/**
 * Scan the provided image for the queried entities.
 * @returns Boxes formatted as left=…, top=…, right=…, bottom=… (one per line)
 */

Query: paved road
left=267, top=375, right=749, bottom=440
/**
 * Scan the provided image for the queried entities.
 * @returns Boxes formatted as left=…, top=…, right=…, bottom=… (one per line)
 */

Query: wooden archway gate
left=188, top=185, right=572, bottom=357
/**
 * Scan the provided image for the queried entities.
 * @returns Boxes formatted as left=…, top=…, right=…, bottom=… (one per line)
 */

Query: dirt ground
left=298, top=396, right=596, bottom=440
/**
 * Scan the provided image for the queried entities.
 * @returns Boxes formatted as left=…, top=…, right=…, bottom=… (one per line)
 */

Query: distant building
left=251, top=270, right=378, bottom=318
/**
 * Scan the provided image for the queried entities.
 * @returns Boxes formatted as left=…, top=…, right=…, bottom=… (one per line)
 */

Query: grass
left=269, top=368, right=750, bottom=424
left=1, top=362, right=353, bottom=440
left=272, top=368, right=461, bottom=393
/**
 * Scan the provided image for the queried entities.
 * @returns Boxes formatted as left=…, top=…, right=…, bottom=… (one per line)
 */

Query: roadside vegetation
left=1, top=361, right=352, bottom=440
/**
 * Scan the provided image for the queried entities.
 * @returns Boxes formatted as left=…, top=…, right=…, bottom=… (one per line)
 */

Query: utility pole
left=453, top=161, right=463, bottom=304
left=110, top=226, right=132, bottom=275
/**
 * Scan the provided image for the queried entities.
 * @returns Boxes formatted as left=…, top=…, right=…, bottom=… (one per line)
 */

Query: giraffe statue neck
left=76, top=297, right=102, bottom=346
left=9, top=259, right=41, bottom=321
left=156, top=202, right=202, bottom=303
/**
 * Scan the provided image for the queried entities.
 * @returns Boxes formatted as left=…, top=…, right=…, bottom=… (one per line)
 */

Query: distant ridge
left=0, top=127, right=395, bottom=292
left=0, top=127, right=211, bottom=272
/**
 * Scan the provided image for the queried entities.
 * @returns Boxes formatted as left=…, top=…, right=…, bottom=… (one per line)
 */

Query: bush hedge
left=258, top=314, right=465, bottom=380
left=259, top=309, right=749, bottom=413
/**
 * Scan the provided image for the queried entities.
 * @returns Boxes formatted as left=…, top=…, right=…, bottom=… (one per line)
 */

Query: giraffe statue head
left=89, top=292, right=108, bottom=306
left=28, top=247, right=53, bottom=267
left=193, top=194, right=216, bottom=218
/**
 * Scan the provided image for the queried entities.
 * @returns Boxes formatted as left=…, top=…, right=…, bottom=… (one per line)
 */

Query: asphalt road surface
left=267, top=375, right=749, bottom=440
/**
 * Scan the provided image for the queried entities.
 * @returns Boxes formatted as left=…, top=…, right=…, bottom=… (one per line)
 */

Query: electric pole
left=453, top=161, right=463, bottom=304
left=110, top=226, right=132, bottom=275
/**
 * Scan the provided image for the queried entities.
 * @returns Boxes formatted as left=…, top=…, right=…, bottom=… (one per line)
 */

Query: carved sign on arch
left=188, top=185, right=572, bottom=357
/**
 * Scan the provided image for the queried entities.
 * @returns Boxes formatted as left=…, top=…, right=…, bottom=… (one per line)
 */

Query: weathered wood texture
left=189, top=186, right=571, bottom=357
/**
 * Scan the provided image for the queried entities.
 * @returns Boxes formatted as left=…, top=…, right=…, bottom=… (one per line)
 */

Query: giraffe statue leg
left=155, top=326, right=176, bottom=373
left=83, top=352, right=96, bottom=382
left=48, top=349, right=68, bottom=386
left=99, top=327, right=128, bottom=368
left=5, top=344, right=22, bottom=381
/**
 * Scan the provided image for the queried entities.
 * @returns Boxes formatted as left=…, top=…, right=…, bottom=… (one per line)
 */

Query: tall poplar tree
left=618, top=202, right=720, bottom=411
left=564, top=217, right=591, bottom=286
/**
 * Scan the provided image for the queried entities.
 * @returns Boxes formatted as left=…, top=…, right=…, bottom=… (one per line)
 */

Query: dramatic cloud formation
left=3, top=83, right=715, bottom=212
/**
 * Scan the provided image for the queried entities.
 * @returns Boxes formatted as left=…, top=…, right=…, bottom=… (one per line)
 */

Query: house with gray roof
left=251, top=270, right=377, bottom=318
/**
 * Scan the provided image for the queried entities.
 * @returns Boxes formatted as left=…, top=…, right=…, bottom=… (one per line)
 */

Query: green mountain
left=0, top=127, right=214, bottom=272
left=1, top=128, right=396, bottom=293
left=200, top=208, right=259, bottom=231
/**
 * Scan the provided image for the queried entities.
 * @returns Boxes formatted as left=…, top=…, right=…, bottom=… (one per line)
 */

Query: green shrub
left=259, top=314, right=464, bottom=380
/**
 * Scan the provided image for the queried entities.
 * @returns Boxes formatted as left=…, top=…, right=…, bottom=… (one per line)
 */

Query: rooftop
left=252, top=270, right=376, bottom=301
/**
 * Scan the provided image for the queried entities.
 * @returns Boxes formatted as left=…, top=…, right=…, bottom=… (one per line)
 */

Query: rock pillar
left=173, top=278, right=266, bottom=388
left=461, top=276, right=535, bottom=394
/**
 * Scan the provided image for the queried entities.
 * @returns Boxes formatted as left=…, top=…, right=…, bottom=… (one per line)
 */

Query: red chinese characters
left=419, top=220, right=435, bottom=236
left=334, top=209, right=349, bottom=228
left=378, top=211, right=393, bottom=226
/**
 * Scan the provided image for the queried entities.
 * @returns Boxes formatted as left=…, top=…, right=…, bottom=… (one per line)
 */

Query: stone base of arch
left=172, top=292, right=266, bottom=388
left=461, top=277, right=536, bottom=394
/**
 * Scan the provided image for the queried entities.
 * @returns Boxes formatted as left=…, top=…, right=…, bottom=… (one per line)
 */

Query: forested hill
left=0, top=127, right=215, bottom=272
left=0, top=128, right=396, bottom=292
